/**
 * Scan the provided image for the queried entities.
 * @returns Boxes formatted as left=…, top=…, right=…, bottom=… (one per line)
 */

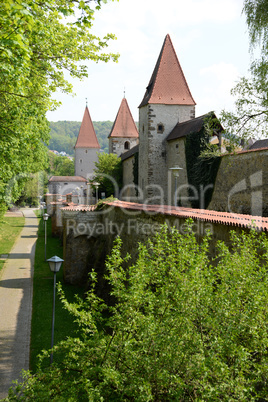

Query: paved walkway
left=0, top=209, right=38, bottom=399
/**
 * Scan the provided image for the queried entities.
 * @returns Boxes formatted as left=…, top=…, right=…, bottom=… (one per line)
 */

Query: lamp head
left=47, top=256, right=64, bottom=273
left=169, top=166, right=183, bottom=177
left=43, top=213, right=49, bottom=221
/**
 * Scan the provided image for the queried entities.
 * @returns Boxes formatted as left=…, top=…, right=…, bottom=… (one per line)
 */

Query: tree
left=6, top=222, right=268, bottom=400
left=47, top=152, right=75, bottom=177
left=221, top=0, right=268, bottom=140
left=0, top=0, right=118, bottom=217
left=93, top=152, right=122, bottom=197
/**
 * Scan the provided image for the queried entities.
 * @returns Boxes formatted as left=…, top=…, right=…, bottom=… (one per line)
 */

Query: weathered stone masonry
left=61, top=201, right=268, bottom=293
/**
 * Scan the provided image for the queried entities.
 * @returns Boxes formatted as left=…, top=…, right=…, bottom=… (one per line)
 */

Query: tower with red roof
left=75, top=105, right=100, bottom=179
left=108, top=97, right=139, bottom=156
left=138, top=34, right=196, bottom=204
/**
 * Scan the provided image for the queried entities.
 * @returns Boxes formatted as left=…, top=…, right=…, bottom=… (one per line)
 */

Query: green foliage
left=93, top=152, right=122, bottom=197
left=47, top=151, right=75, bottom=176
left=222, top=0, right=268, bottom=139
left=48, top=121, right=113, bottom=155
left=6, top=223, right=268, bottom=400
left=185, top=114, right=221, bottom=208
left=0, top=0, right=118, bottom=218
left=15, top=172, right=47, bottom=207
left=29, top=216, right=84, bottom=372
left=133, top=150, right=139, bottom=190
left=93, top=121, right=113, bottom=153
left=0, top=216, right=25, bottom=272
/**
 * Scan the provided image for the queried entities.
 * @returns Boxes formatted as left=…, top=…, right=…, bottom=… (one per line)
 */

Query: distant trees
left=0, top=0, right=118, bottom=217
left=47, top=152, right=75, bottom=177
left=48, top=121, right=113, bottom=155
left=7, top=223, right=268, bottom=400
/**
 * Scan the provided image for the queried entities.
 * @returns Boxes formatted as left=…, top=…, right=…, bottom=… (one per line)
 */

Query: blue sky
left=47, top=0, right=252, bottom=123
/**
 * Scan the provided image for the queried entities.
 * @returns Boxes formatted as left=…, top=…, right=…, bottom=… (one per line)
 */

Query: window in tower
left=157, top=123, right=164, bottom=133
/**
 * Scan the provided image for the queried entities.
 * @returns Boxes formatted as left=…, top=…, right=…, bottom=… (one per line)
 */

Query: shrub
left=6, top=222, right=268, bottom=401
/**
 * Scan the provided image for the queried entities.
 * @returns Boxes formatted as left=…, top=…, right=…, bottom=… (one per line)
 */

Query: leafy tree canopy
left=47, top=151, right=75, bottom=177
left=221, top=0, right=268, bottom=140
left=6, top=223, right=268, bottom=400
left=93, top=152, right=122, bottom=197
left=0, top=0, right=118, bottom=216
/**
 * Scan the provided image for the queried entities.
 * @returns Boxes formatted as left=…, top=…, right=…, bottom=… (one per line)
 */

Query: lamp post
left=169, top=167, right=183, bottom=206
left=41, top=202, right=46, bottom=225
left=87, top=182, right=91, bottom=205
left=47, top=255, right=64, bottom=365
left=76, top=187, right=80, bottom=204
left=43, top=213, right=49, bottom=261
left=81, top=185, right=84, bottom=205
left=94, top=182, right=100, bottom=204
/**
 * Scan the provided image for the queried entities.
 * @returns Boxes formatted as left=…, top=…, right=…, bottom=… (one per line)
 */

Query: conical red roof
left=75, top=106, right=100, bottom=148
left=108, top=98, right=139, bottom=138
left=139, top=34, right=196, bottom=108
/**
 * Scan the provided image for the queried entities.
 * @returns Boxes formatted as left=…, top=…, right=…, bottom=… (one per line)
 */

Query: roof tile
left=75, top=106, right=100, bottom=149
left=109, top=98, right=139, bottom=139
left=139, top=34, right=196, bottom=108
left=48, top=176, right=87, bottom=182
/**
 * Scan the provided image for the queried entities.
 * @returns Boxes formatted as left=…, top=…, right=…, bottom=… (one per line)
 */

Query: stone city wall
left=209, top=148, right=268, bottom=216
left=61, top=201, right=268, bottom=293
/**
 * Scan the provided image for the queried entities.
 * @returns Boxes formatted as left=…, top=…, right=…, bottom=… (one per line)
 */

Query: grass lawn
left=30, top=215, right=85, bottom=372
left=0, top=216, right=25, bottom=272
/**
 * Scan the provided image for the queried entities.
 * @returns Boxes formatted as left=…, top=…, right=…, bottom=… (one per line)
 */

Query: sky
left=46, top=0, right=252, bottom=124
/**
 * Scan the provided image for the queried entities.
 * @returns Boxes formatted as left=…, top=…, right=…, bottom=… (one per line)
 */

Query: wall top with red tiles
left=60, top=200, right=268, bottom=232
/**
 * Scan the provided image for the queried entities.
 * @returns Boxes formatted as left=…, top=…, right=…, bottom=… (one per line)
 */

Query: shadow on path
left=0, top=209, right=38, bottom=399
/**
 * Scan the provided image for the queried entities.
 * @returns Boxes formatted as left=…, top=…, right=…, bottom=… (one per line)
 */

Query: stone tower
left=75, top=106, right=100, bottom=179
left=108, top=97, right=139, bottom=156
left=138, top=34, right=196, bottom=204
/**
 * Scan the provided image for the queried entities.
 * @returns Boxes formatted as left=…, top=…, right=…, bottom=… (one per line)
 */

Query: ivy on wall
left=133, top=151, right=139, bottom=194
left=185, top=116, right=221, bottom=209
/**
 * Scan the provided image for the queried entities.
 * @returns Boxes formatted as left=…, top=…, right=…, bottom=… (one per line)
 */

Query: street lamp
left=75, top=187, right=80, bottom=204
left=81, top=185, right=84, bottom=204
left=94, top=182, right=100, bottom=204
left=47, top=255, right=64, bottom=365
left=87, top=182, right=91, bottom=205
left=40, top=203, right=43, bottom=218
left=43, top=213, right=49, bottom=260
left=169, top=167, right=183, bottom=206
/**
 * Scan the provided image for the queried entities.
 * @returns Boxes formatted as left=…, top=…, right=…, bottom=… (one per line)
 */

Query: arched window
left=124, top=141, right=130, bottom=150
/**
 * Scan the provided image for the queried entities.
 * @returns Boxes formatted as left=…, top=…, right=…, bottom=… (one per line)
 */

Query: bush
left=6, top=222, right=268, bottom=401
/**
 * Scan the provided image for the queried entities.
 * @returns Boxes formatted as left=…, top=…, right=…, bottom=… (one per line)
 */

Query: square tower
left=138, top=34, right=196, bottom=204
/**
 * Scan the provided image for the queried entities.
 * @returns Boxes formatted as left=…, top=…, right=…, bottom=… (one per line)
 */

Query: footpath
left=0, top=209, right=38, bottom=399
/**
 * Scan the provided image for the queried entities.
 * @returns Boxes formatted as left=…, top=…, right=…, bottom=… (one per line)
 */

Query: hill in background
left=48, top=121, right=114, bottom=155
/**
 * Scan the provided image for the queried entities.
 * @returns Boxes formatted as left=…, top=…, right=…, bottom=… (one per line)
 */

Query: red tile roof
left=61, top=205, right=97, bottom=211
left=106, top=201, right=268, bottom=232
left=139, top=34, right=196, bottom=108
left=60, top=200, right=268, bottom=232
left=109, top=98, right=139, bottom=139
left=48, top=176, right=87, bottom=182
left=75, top=106, right=100, bottom=149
